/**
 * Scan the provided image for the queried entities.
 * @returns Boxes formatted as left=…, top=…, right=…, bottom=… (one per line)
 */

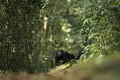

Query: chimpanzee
left=55, top=50, right=75, bottom=66
left=55, top=49, right=84, bottom=66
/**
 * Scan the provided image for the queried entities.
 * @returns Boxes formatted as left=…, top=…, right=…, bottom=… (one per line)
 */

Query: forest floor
left=0, top=53, right=120, bottom=80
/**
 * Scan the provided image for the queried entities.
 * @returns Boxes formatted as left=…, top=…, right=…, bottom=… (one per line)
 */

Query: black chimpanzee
left=55, top=50, right=75, bottom=66
left=55, top=48, right=84, bottom=66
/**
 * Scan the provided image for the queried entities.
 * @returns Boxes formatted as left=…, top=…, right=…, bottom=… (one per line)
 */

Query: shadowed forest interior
left=0, top=0, right=120, bottom=80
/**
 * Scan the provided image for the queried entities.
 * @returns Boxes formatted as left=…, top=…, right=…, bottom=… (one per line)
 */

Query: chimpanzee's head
left=56, top=50, right=64, bottom=57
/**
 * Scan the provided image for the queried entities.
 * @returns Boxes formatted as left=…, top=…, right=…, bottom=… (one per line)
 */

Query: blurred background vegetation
left=0, top=0, right=120, bottom=73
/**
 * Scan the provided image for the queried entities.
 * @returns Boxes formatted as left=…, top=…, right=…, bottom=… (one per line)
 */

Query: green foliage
left=0, top=0, right=120, bottom=73
left=0, top=0, right=44, bottom=72
left=81, top=0, right=120, bottom=57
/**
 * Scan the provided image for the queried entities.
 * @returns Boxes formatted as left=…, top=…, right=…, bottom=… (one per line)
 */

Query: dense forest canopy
left=0, top=0, right=120, bottom=73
